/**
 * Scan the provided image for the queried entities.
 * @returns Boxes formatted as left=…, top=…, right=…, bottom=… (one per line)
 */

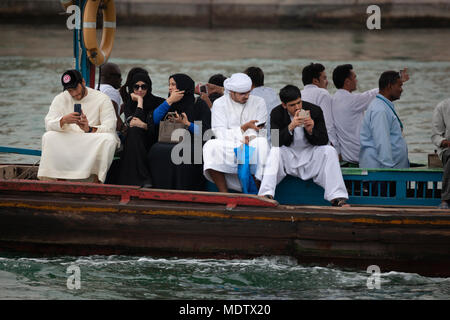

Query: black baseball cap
left=61, top=69, right=83, bottom=90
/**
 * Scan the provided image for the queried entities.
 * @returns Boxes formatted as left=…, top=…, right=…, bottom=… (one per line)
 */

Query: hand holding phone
left=200, top=85, right=208, bottom=94
left=166, top=111, right=178, bottom=121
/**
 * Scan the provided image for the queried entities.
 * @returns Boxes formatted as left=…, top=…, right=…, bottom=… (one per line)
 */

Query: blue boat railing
left=207, top=166, right=443, bottom=207
left=340, top=167, right=443, bottom=206
left=273, top=167, right=443, bottom=206
left=0, top=146, right=41, bottom=157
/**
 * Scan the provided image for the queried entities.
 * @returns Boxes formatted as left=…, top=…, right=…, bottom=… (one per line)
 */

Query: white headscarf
left=224, top=73, right=252, bottom=93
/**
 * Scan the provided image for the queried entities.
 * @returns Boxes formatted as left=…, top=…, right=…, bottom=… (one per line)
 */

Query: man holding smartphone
left=258, top=85, right=349, bottom=207
left=37, top=69, right=119, bottom=183
left=203, top=73, right=270, bottom=193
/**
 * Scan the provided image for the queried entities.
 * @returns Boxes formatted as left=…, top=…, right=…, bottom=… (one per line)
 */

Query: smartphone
left=256, top=122, right=266, bottom=128
left=297, top=109, right=310, bottom=118
left=166, top=111, right=178, bottom=120
left=74, top=103, right=82, bottom=114
left=200, top=85, right=208, bottom=94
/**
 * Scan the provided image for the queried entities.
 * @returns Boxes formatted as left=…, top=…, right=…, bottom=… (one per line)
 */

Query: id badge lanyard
left=376, top=95, right=404, bottom=133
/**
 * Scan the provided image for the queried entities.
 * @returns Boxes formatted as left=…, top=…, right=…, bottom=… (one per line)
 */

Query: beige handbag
left=158, top=113, right=185, bottom=143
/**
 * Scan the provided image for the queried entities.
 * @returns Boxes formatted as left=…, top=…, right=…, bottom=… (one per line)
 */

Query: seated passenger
left=37, top=69, right=119, bottom=183
left=97, top=62, right=124, bottom=133
left=196, top=73, right=227, bottom=108
left=244, top=66, right=281, bottom=144
left=431, top=98, right=450, bottom=209
left=258, top=85, right=349, bottom=207
left=359, top=70, right=410, bottom=169
left=116, top=70, right=165, bottom=186
left=203, top=73, right=270, bottom=193
left=147, top=73, right=211, bottom=191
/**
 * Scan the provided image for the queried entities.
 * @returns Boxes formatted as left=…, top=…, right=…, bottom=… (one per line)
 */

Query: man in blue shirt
left=359, top=70, right=409, bottom=168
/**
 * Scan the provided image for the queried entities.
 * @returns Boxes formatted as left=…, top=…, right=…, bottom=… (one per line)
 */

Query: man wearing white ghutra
left=203, top=73, right=270, bottom=193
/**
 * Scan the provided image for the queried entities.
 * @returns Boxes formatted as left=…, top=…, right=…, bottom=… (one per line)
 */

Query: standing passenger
left=301, top=63, right=338, bottom=153
left=331, top=64, right=379, bottom=164
left=359, top=71, right=409, bottom=169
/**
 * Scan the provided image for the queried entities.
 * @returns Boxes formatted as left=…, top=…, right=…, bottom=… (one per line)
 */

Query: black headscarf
left=123, top=71, right=162, bottom=120
left=169, top=73, right=195, bottom=114
left=120, top=67, right=148, bottom=104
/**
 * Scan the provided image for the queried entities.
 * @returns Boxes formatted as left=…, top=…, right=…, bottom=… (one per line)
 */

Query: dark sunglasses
left=133, top=84, right=149, bottom=90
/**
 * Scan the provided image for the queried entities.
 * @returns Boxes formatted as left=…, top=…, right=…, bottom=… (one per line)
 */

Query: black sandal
left=331, top=198, right=350, bottom=207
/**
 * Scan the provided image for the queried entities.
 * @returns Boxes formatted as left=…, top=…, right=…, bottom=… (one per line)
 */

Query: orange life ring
left=60, top=0, right=75, bottom=10
left=82, top=0, right=116, bottom=66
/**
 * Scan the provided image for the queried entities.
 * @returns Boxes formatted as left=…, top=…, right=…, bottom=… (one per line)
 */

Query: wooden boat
left=1, top=163, right=449, bottom=277
left=2, top=2, right=448, bottom=278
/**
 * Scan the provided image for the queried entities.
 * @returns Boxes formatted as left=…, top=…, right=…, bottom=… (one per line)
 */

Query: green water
left=1, top=255, right=449, bottom=300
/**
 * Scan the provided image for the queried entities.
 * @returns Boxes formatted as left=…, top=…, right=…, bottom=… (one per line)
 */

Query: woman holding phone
left=147, top=73, right=211, bottom=191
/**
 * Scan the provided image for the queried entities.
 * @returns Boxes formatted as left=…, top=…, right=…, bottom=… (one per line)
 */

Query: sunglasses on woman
left=133, top=84, right=149, bottom=91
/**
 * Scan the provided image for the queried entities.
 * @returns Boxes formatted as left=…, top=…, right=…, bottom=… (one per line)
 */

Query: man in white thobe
left=37, top=69, right=119, bottom=183
left=300, top=63, right=339, bottom=153
left=331, top=64, right=379, bottom=164
left=203, top=73, right=270, bottom=192
left=258, top=85, right=349, bottom=206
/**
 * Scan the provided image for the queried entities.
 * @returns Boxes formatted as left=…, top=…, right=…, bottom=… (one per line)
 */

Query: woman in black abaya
left=147, top=73, right=211, bottom=191
left=116, top=71, right=165, bottom=186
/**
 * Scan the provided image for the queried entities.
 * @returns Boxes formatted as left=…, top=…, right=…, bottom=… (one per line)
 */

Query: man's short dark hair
left=332, top=64, right=353, bottom=89
left=208, top=74, right=227, bottom=87
left=379, top=71, right=401, bottom=90
left=302, top=63, right=325, bottom=86
left=279, top=85, right=301, bottom=104
left=244, top=66, right=264, bottom=87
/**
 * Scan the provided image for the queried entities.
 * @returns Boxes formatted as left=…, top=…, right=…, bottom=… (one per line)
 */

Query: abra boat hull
left=0, top=179, right=449, bottom=277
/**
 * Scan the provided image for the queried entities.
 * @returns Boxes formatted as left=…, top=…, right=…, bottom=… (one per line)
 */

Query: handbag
left=158, top=113, right=186, bottom=143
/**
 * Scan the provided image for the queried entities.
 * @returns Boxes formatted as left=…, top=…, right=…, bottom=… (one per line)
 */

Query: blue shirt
left=359, top=94, right=409, bottom=168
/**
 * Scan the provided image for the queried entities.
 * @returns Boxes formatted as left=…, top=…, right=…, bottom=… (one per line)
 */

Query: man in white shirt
left=203, top=73, right=270, bottom=193
left=300, top=63, right=339, bottom=153
left=98, top=62, right=123, bottom=131
left=331, top=64, right=379, bottom=164
left=244, top=66, right=281, bottom=144
left=38, top=69, right=119, bottom=183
